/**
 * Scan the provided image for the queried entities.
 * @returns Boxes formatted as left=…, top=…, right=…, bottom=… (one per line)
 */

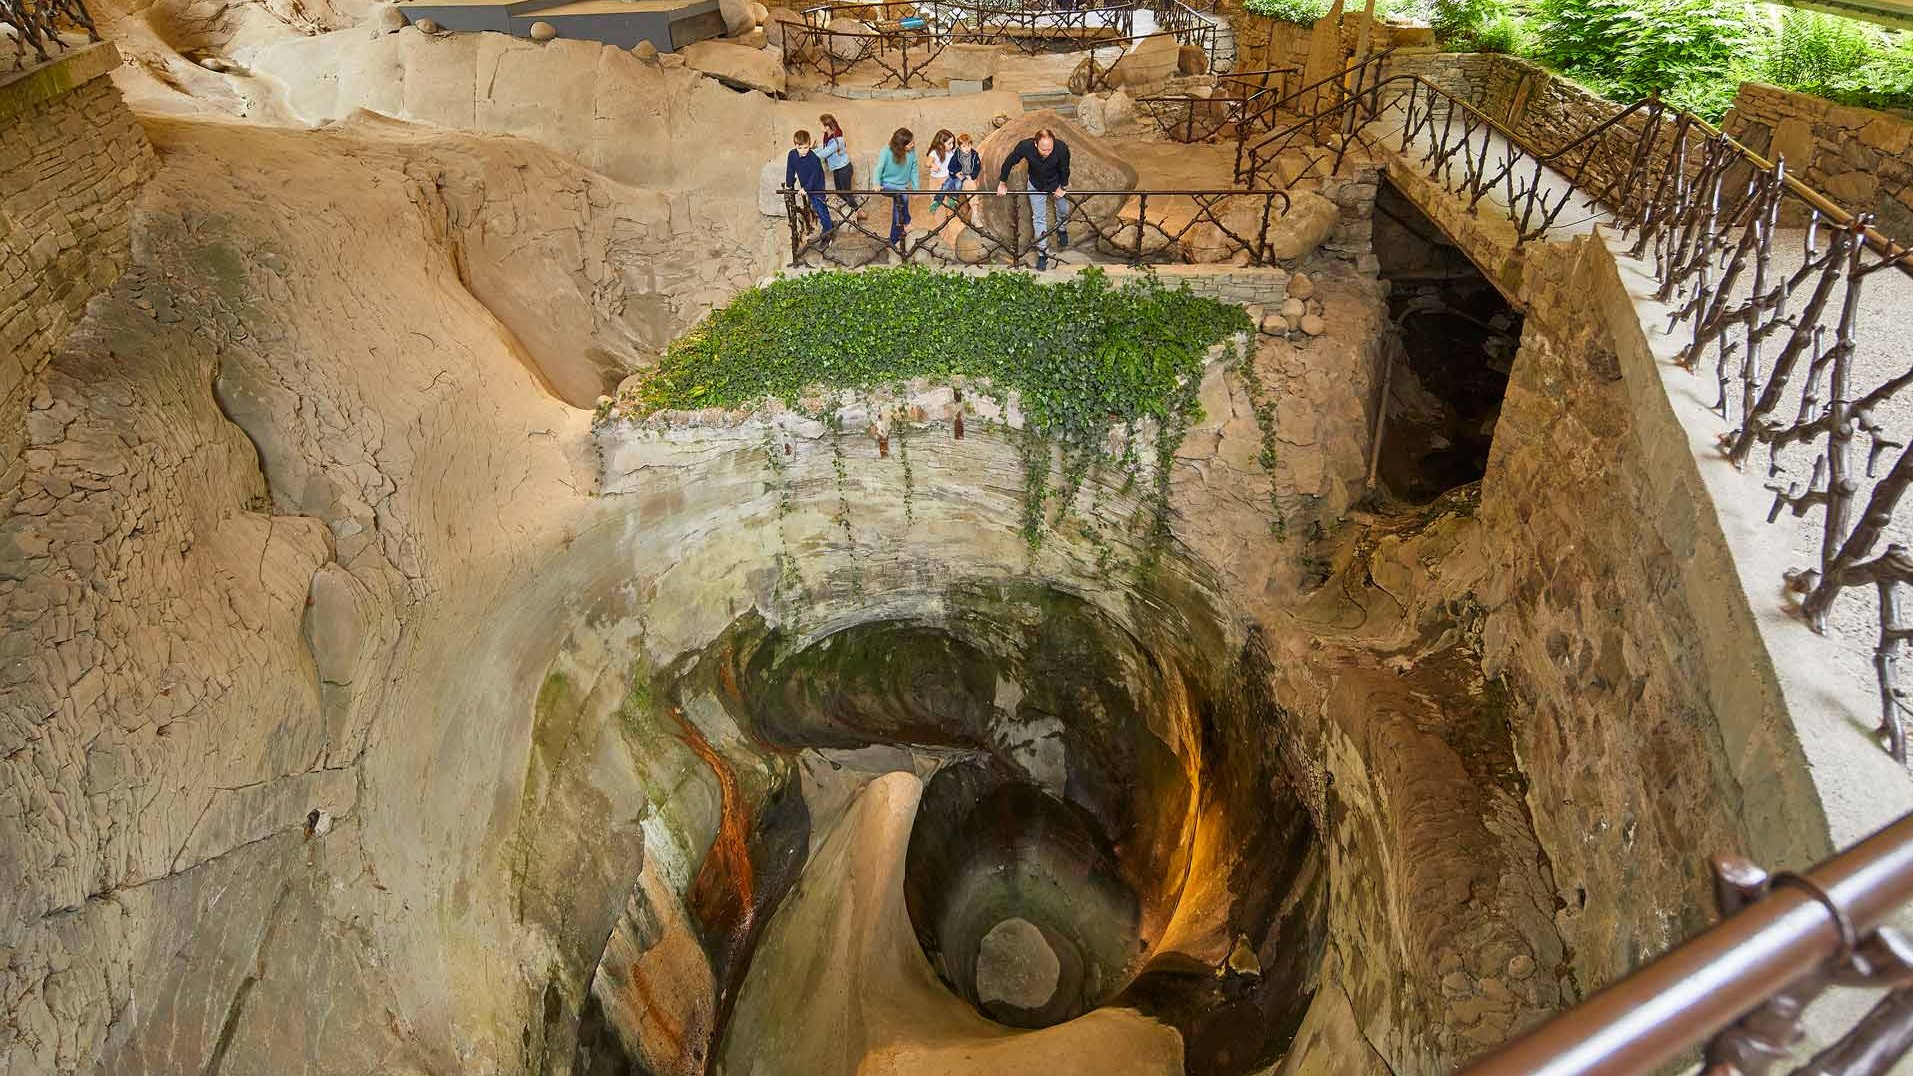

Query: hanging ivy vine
left=1235, top=334, right=1289, bottom=541
left=619, top=266, right=1250, bottom=556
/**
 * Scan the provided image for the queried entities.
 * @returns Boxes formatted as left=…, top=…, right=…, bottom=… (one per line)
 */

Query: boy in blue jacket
left=786, top=130, right=834, bottom=246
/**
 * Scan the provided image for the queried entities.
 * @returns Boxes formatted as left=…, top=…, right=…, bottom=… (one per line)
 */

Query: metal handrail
left=777, top=185, right=1295, bottom=269
left=1230, top=47, right=1396, bottom=179
left=1461, top=812, right=1913, bottom=1075
left=3, top=0, right=101, bottom=70
left=1135, top=65, right=1302, bottom=143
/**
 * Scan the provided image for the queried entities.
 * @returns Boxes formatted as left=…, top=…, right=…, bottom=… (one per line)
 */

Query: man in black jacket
left=996, top=128, right=1071, bottom=270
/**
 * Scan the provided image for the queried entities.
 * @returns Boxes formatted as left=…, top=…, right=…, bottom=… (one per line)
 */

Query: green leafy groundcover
left=631, top=266, right=1251, bottom=442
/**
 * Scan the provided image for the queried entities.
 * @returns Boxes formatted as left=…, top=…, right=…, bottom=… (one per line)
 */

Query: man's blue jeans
left=1027, top=186, right=1069, bottom=253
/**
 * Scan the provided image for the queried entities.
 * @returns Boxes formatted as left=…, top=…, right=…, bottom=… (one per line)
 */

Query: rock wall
left=1223, top=9, right=1431, bottom=89
left=0, top=43, right=156, bottom=468
left=1723, top=82, right=1913, bottom=243
left=1466, top=233, right=1826, bottom=996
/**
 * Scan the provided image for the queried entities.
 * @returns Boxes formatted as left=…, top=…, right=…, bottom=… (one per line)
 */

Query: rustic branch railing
left=1135, top=64, right=1298, bottom=143
left=1230, top=47, right=1396, bottom=182
left=790, top=0, right=1218, bottom=86
left=779, top=186, right=1293, bottom=269
left=782, top=22, right=954, bottom=88
left=3, top=0, right=100, bottom=71
left=800, top=0, right=1136, bottom=51
left=1461, top=810, right=1913, bottom=1076
left=1243, top=69, right=1913, bottom=766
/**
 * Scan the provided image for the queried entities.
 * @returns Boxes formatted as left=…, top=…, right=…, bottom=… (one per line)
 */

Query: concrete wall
left=1723, top=81, right=1913, bottom=244
left=0, top=43, right=156, bottom=471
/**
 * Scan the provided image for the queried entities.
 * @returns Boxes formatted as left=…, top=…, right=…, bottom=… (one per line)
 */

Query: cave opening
left=1371, top=178, right=1524, bottom=504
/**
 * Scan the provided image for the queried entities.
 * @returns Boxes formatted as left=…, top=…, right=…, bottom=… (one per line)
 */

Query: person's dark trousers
left=833, top=164, right=859, bottom=212
left=885, top=191, right=911, bottom=244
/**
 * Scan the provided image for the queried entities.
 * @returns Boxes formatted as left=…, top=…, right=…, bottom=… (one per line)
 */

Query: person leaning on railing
left=786, top=129, right=835, bottom=248
left=996, top=128, right=1071, bottom=271
left=877, top=127, right=919, bottom=251
left=817, top=113, right=858, bottom=213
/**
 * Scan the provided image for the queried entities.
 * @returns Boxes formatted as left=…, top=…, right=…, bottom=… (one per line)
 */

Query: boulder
left=1176, top=197, right=1268, bottom=264
left=1266, top=191, right=1339, bottom=261
left=749, top=1, right=768, bottom=23
left=923, top=42, right=1000, bottom=85
left=413, top=16, right=439, bottom=32
left=1097, top=219, right=1177, bottom=261
left=975, top=110, right=1138, bottom=253
left=1177, top=43, right=1208, bottom=75
left=738, top=26, right=767, bottom=48
left=373, top=5, right=406, bottom=32
left=1076, top=94, right=1108, bottom=136
left=1067, top=55, right=1093, bottom=96
left=1107, top=33, right=1180, bottom=93
left=1103, top=87, right=1135, bottom=130
left=1287, top=271, right=1315, bottom=300
left=825, top=17, right=871, bottom=61
left=632, top=39, right=659, bottom=61
left=1299, top=313, right=1327, bottom=336
left=762, top=6, right=806, bottom=47
left=720, top=0, right=756, bottom=35
left=528, top=19, right=557, bottom=40
left=679, top=39, right=787, bottom=94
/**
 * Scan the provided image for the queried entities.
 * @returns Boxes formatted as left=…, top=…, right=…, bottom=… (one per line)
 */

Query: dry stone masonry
left=0, top=43, right=154, bottom=466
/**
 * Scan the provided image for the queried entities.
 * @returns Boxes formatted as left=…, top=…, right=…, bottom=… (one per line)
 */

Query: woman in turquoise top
left=876, top=127, right=918, bottom=249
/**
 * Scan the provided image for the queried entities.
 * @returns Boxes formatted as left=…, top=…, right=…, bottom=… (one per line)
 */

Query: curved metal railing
left=1462, top=811, right=1913, bottom=1076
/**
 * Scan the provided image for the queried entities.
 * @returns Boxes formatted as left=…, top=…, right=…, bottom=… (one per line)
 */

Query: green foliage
left=1428, top=0, right=1502, bottom=44
left=1242, top=0, right=1332, bottom=25
left=632, top=266, right=1250, bottom=447
left=1761, top=8, right=1877, bottom=92
left=1470, top=11, right=1525, bottom=54
left=1757, top=9, right=1913, bottom=112
left=1528, top=0, right=1760, bottom=111
left=1824, top=43, right=1913, bottom=110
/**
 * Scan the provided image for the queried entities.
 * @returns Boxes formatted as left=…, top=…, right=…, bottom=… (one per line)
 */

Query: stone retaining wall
left=0, top=43, right=156, bottom=468
left=1723, top=82, right=1913, bottom=244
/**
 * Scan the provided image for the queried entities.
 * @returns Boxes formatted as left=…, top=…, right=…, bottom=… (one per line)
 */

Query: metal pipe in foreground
left=1460, top=812, right=1913, bottom=1076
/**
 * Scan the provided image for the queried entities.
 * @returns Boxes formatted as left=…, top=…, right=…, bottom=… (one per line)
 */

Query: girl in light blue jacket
left=876, top=127, right=919, bottom=249
left=817, top=113, right=857, bottom=212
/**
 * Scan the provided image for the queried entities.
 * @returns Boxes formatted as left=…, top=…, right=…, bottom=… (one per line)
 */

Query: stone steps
left=1020, top=90, right=1078, bottom=117
left=1205, top=12, right=1236, bottom=75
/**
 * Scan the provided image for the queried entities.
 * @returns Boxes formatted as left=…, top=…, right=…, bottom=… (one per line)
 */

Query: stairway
left=1020, top=90, right=1078, bottom=117
left=1204, top=10, right=1235, bottom=75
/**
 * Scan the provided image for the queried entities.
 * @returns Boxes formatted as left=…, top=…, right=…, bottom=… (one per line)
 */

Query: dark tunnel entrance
left=1371, top=179, right=1523, bottom=504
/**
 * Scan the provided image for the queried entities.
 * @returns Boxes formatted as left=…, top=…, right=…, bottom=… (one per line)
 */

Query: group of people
left=783, top=114, right=1076, bottom=269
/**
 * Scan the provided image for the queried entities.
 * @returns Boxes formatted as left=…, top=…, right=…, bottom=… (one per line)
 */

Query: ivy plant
left=623, top=265, right=1249, bottom=556
left=626, top=266, right=1249, bottom=446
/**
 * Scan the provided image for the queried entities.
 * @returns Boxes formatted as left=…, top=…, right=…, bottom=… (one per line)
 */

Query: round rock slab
left=528, top=20, right=557, bottom=40
left=976, top=918, right=1062, bottom=1013
left=975, top=110, right=1138, bottom=251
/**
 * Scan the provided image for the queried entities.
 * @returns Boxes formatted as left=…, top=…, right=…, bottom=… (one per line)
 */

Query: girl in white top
left=926, top=129, right=956, bottom=213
